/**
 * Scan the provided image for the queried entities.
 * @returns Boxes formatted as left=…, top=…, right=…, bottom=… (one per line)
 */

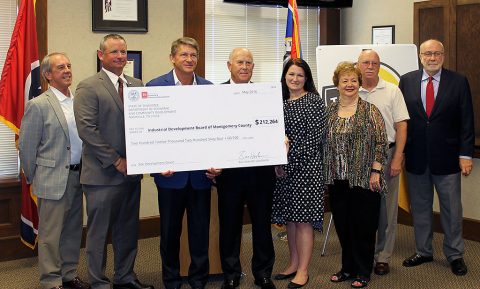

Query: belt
left=389, top=142, right=396, bottom=149
left=69, top=164, right=80, bottom=171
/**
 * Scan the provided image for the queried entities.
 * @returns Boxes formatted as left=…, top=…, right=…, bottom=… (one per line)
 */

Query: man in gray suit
left=19, top=52, right=90, bottom=289
left=74, top=34, right=153, bottom=289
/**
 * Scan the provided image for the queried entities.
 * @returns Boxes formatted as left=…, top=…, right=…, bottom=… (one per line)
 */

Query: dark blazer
left=215, top=80, right=276, bottom=189
left=146, top=70, right=213, bottom=189
left=75, top=70, right=143, bottom=185
left=399, top=68, right=474, bottom=175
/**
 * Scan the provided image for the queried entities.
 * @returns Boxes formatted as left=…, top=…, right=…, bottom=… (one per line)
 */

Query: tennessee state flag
left=0, top=0, right=41, bottom=249
left=284, top=0, right=302, bottom=63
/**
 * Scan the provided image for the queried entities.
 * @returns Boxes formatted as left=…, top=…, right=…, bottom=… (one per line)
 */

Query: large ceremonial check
left=124, top=83, right=288, bottom=174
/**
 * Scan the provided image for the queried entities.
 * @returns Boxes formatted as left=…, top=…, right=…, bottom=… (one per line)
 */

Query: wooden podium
left=179, top=187, right=222, bottom=275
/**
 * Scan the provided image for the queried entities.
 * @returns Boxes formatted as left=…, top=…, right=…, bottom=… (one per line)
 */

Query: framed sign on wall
left=92, top=0, right=148, bottom=32
left=372, top=25, right=395, bottom=44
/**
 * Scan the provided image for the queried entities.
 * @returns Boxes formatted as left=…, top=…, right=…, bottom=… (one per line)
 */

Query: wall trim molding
left=398, top=209, right=480, bottom=242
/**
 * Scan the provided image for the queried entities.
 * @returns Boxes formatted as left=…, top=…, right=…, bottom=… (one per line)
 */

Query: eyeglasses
left=421, top=51, right=444, bottom=57
left=360, top=61, right=379, bottom=66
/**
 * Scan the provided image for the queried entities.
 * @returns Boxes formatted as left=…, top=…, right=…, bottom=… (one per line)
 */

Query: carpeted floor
left=1, top=213, right=479, bottom=289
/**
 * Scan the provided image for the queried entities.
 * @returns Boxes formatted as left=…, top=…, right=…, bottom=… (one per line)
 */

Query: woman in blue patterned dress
left=272, top=58, right=326, bottom=289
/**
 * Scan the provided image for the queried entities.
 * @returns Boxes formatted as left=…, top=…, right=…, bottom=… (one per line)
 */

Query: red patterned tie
left=118, top=78, right=124, bottom=102
left=425, top=76, right=434, bottom=117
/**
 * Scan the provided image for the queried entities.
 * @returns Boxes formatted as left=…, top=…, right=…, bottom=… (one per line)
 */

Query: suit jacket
left=146, top=70, right=213, bottom=189
left=19, top=89, right=74, bottom=200
left=74, top=70, right=143, bottom=185
left=215, top=80, right=276, bottom=190
left=399, top=68, right=474, bottom=175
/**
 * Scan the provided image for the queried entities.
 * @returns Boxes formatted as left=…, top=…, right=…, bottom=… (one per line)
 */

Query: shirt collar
left=359, top=78, right=386, bottom=93
left=173, top=69, right=197, bottom=85
left=102, top=67, right=128, bottom=85
left=422, top=68, right=442, bottom=82
left=229, top=78, right=252, bottom=84
left=50, top=86, right=73, bottom=102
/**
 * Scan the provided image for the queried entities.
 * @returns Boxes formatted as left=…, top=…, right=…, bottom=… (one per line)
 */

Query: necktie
left=118, top=78, right=124, bottom=102
left=425, top=76, right=434, bottom=117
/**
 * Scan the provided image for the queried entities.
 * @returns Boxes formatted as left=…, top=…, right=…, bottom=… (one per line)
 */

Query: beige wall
left=341, top=0, right=427, bottom=45
left=47, top=0, right=183, bottom=92
left=341, top=0, right=480, bottom=221
left=47, top=0, right=184, bottom=217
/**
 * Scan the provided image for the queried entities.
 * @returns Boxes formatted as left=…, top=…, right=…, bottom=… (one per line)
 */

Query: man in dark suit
left=215, top=48, right=276, bottom=289
left=146, top=37, right=217, bottom=289
left=74, top=34, right=153, bottom=289
left=399, top=39, right=474, bottom=276
left=19, top=53, right=90, bottom=289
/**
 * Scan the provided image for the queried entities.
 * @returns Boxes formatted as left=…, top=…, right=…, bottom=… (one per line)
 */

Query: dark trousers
left=329, top=180, right=381, bottom=279
left=157, top=184, right=211, bottom=289
left=217, top=181, right=275, bottom=281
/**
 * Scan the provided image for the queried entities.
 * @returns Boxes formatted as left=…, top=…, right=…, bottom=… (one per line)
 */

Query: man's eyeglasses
left=421, top=51, right=444, bottom=57
left=360, top=61, right=379, bottom=66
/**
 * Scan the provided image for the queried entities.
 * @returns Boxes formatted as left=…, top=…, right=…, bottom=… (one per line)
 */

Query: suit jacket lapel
left=165, top=70, right=175, bottom=85
left=429, top=69, right=448, bottom=118
left=46, top=89, right=70, bottom=141
left=98, top=70, right=124, bottom=112
left=414, top=70, right=428, bottom=120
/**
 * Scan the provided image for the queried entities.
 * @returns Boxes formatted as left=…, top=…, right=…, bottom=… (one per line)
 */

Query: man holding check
left=215, top=48, right=277, bottom=289
left=146, top=37, right=220, bottom=289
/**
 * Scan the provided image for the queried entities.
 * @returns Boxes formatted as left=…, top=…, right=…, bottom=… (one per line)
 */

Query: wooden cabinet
left=0, top=178, right=37, bottom=261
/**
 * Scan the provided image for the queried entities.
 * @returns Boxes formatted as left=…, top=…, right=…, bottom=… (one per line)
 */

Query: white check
left=124, top=83, right=287, bottom=174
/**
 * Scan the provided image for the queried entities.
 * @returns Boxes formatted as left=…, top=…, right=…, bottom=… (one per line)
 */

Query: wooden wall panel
left=418, top=8, right=444, bottom=44
left=456, top=3, right=480, bottom=147
left=0, top=180, right=20, bottom=238
left=36, top=0, right=48, bottom=91
left=414, top=0, right=450, bottom=67
left=184, top=0, right=206, bottom=77
left=320, top=9, right=340, bottom=45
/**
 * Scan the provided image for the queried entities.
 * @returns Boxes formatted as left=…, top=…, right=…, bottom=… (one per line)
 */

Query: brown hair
left=332, top=61, right=362, bottom=87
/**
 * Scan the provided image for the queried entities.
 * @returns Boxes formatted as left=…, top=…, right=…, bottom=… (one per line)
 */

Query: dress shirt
left=50, top=86, right=82, bottom=164
left=102, top=67, right=128, bottom=93
left=420, top=69, right=441, bottom=110
left=228, top=79, right=252, bottom=84
left=173, top=69, right=197, bottom=86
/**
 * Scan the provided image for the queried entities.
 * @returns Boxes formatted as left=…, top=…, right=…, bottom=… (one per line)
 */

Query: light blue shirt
left=420, top=69, right=441, bottom=111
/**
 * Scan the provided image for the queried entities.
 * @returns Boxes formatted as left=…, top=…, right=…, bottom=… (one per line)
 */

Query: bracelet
left=371, top=168, right=382, bottom=174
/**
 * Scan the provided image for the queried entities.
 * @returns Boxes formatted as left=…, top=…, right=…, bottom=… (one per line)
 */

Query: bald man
left=399, top=39, right=474, bottom=276
left=357, top=49, right=409, bottom=276
left=215, top=48, right=276, bottom=289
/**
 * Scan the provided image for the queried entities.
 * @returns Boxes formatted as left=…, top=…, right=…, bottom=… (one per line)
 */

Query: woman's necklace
left=339, top=98, right=358, bottom=108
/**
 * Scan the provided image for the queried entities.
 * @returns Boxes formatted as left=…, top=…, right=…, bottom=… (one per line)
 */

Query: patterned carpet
left=1, top=213, right=479, bottom=289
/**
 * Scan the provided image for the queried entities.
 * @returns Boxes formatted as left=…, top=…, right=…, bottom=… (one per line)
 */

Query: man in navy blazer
left=399, top=39, right=474, bottom=276
left=215, top=48, right=276, bottom=289
left=146, top=37, right=218, bottom=289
